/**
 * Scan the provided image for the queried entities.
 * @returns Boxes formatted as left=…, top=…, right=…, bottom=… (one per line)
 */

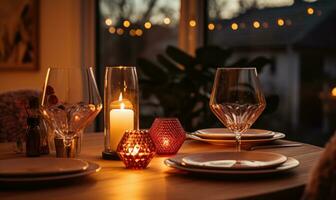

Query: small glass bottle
left=26, top=117, right=41, bottom=157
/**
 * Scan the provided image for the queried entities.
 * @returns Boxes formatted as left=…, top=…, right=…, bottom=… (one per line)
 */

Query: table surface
left=0, top=132, right=323, bottom=200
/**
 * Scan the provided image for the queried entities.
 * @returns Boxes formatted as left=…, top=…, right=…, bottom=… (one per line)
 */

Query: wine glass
left=41, top=67, right=102, bottom=157
left=209, top=68, right=266, bottom=151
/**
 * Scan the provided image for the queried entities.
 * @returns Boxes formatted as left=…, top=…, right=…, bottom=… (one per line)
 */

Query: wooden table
left=0, top=133, right=323, bottom=200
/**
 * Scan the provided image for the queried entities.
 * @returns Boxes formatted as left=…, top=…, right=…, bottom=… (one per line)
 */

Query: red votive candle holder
left=117, top=129, right=156, bottom=169
left=149, top=118, right=185, bottom=155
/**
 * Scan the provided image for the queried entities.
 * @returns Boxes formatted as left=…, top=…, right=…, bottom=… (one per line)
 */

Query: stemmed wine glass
left=209, top=68, right=266, bottom=151
left=41, top=67, right=102, bottom=157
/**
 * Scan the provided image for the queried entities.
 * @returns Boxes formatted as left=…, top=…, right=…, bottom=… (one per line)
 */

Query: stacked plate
left=188, top=128, right=285, bottom=147
left=165, top=151, right=300, bottom=175
left=0, top=157, right=101, bottom=183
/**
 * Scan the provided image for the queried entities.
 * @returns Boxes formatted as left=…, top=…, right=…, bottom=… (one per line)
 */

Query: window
left=96, top=0, right=336, bottom=145
left=207, top=0, right=336, bottom=144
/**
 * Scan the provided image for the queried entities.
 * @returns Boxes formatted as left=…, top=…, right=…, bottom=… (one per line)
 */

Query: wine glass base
left=102, top=151, right=120, bottom=160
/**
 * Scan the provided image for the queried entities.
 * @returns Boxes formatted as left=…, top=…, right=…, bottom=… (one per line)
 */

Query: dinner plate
left=165, top=156, right=299, bottom=175
left=0, top=158, right=89, bottom=176
left=187, top=132, right=285, bottom=146
left=181, top=151, right=287, bottom=170
left=195, top=128, right=275, bottom=140
left=0, top=161, right=100, bottom=183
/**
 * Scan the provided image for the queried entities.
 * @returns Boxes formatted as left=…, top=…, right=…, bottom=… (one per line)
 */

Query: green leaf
left=195, top=46, right=232, bottom=67
left=136, top=58, right=168, bottom=83
left=248, top=57, right=272, bottom=73
left=166, top=45, right=195, bottom=68
left=156, top=54, right=182, bottom=74
left=228, top=58, right=249, bottom=67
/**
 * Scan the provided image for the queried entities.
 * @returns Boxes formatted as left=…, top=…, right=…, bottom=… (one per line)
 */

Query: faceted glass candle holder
left=117, top=129, right=156, bottom=169
left=149, top=118, right=185, bottom=155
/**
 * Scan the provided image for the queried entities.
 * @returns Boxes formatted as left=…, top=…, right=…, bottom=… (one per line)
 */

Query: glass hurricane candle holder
left=103, top=66, right=139, bottom=160
left=149, top=118, right=185, bottom=155
left=117, top=129, right=156, bottom=169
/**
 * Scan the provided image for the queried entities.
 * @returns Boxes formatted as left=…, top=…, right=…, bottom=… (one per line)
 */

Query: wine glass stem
left=235, top=132, right=242, bottom=152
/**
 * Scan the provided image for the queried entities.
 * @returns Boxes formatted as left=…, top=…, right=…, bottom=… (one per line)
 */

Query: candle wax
left=110, top=108, right=134, bottom=151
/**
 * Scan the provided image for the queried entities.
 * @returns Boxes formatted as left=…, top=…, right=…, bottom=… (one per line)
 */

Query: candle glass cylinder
left=117, top=129, right=156, bottom=169
left=149, top=118, right=185, bottom=155
left=103, top=66, right=139, bottom=159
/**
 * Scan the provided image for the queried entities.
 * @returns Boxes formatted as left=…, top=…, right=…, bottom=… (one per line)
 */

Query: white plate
left=195, top=128, right=275, bottom=140
left=0, top=161, right=100, bottom=183
left=0, top=158, right=89, bottom=176
left=165, top=156, right=299, bottom=175
left=181, top=151, right=287, bottom=170
left=187, top=132, right=285, bottom=147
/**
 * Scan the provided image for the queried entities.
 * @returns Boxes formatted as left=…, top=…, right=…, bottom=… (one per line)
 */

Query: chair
left=0, top=90, right=40, bottom=143
left=303, top=132, right=336, bottom=200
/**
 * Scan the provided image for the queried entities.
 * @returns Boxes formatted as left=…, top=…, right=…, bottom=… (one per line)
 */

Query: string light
left=307, top=7, right=314, bottom=15
left=108, top=27, right=116, bottom=34
left=123, top=20, right=131, bottom=28
left=262, top=22, right=269, bottom=28
left=105, top=18, right=112, bottom=26
left=144, top=22, right=152, bottom=29
left=189, top=20, right=196, bottom=27
left=135, top=29, right=143, bottom=36
left=231, top=23, right=238, bottom=30
left=253, top=21, right=260, bottom=29
left=163, top=17, right=171, bottom=25
left=332, top=87, right=336, bottom=97
left=116, top=28, right=124, bottom=35
left=208, top=23, right=215, bottom=31
left=277, top=18, right=285, bottom=26
left=129, top=29, right=136, bottom=37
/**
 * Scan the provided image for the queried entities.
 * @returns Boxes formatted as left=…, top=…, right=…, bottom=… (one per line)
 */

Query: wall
left=0, top=0, right=82, bottom=92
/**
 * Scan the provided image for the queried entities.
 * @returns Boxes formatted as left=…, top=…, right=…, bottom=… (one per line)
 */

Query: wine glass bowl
left=209, top=68, right=266, bottom=151
left=41, top=67, right=102, bottom=156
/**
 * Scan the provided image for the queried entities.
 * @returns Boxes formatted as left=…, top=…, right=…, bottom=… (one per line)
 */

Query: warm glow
left=163, top=17, right=171, bottom=25
left=144, top=22, right=152, bottom=29
left=163, top=138, right=170, bottom=146
left=307, top=7, right=314, bottom=15
left=277, top=19, right=285, bottom=26
left=189, top=20, right=196, bottom=27
left=135, top=29, right=143, bottom=36
left=208, top=23, right=215, bottom=30
left=123, top=20, right=131, bottom=28
left=74, top=115, right=80, bottom=121
left=108, top=27, right=116, bottom=34
left=129, top=144, right=140, bottom=156
left=117, top=28, right=124, bottom=35
left=331, top=87, right=336, bottom=97
left=129, top=29, right=136, bottom=36
left=105, top=18, right=112, bottom=26
left=118, top=93, right=123, bottom=101
left=231, top=23, right=238, bottom=30
left=253, top=21, right=260, bottom=29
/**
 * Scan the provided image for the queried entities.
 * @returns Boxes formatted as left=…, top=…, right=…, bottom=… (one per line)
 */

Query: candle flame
left=118, top=93, right=123, bottom=101
left=163, top=138, right=170, bottom=146
left=129, top=144, right=140, bottom=156
left=120, top=102, right=125, bottom=109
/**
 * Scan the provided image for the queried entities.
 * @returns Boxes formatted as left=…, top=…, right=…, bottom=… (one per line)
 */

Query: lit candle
left=110, top=93, right=134, bottom=151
